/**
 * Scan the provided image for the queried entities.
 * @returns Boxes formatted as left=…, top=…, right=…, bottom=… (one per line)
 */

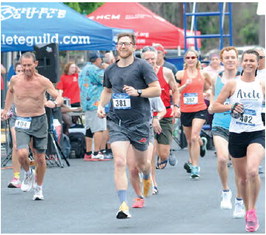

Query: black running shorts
left=181, top=109, right=208, bottom=127
left=229, top=130, right=265, bottom=158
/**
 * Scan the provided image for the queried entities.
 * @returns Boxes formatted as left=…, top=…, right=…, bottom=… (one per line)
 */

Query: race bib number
left=15, top=117, right=32, bottom=129
left=237, top=109, right=256, bottom=126
left=112, top=93, right=131, bottom=110
left=183, top=93, right=198, bottom=105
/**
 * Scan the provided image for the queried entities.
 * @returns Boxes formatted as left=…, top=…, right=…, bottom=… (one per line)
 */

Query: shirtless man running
left=1, top=52, right=63, bottom=200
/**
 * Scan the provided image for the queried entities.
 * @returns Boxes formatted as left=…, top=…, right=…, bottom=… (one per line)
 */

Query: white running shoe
left=220, top=190, right=232, bottom=209
left=92, top=152, right=104, bottom=160
left=21, top=169, right=35, bottom=192
left=8, top=177, right=21, bottom=188
left=33, top=186, right=44, bottom=200
left=200, top=137, right=208, bottom=157
left=233, top=198, right=245, bottom=218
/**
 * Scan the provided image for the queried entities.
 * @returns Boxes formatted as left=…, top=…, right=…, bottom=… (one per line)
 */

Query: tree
left=64, top=2, right=103, bottom=15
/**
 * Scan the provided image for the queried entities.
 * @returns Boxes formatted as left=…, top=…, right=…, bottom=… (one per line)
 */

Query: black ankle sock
left=93, top=151, right=98, bottom=156
left=86, top=151, right=92, bottom=155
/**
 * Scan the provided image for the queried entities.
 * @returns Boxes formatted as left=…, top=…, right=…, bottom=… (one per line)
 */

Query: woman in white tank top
left=212, top=49, right=265, bottom=233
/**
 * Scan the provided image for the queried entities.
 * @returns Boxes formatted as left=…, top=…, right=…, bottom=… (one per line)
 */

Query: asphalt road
left=1, top=148, right=265, bottom=234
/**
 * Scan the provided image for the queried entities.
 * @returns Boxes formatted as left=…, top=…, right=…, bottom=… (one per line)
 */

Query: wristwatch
left=137, top=89, right=142, bottom=97
left=174, top=104, right=180, bottom=108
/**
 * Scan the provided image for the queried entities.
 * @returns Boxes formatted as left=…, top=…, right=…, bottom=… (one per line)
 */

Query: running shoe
left=83, top=153, right=92, bottom=161
left=169, top=152, right=177, bottom=166
left=200, top=137, right=208, bottom=157
left=184, top=162, right=192, bottom=173
left=8, top=177, right=21, bottom=188
left=32, top=187, right=44, bottom=200
left=103, top=152, right=113, bottom=160
left=190, top=166, right=200, bottom=179
left=132, top=198, right=144, bottom=208
left=91, top=152, right=105, bottom=160
left=152, top=186, right=159, bottom=195
left=116, top=201, right=131, bottom=219
left=21, top=169, right=35, bottom=192
left=245, top=209, right=259, bottom=232
left=143, top=178, right=152, bottom=197
left=220, top=190, right=232, bottom=209
left=233, top=198, right=245, bottom=218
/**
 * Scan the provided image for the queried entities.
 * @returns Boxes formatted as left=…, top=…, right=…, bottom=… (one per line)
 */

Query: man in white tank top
left=212, top=49, right=265, bottom=233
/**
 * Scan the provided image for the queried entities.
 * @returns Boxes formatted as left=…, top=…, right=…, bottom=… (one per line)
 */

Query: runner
left=127, top=96, right=166, bottom=208
left=97, top=33, right=161, bottom=219
left=212, top=49, right=265, bottom=232
left=1, top=52, right=63, bottom=200
left=208, top=46, right=245, bottom=218
left=176, top=49, right=212, bottom=179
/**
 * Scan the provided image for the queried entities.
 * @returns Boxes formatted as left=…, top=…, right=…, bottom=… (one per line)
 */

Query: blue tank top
left=212, top=72, right=240, bottom=129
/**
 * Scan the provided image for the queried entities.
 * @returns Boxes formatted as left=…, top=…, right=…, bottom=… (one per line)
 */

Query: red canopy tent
left=88, top=2, right=201, bottom=49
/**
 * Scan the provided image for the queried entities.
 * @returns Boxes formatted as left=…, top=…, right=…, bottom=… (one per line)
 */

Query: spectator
left=56, top=62, right=80, bottom=135
left=79, top=52, right=108, bottom=160
left=203, top=52, right=224, bottom=80
left=57, top=62, right=80, bottom=107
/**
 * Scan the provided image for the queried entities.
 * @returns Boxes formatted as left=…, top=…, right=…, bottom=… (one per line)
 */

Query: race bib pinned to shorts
left=15, top=117, right=32, bottom=129
left=112, top=93, right=131, bottom=110
left=183, top=93, right=198, bottom=105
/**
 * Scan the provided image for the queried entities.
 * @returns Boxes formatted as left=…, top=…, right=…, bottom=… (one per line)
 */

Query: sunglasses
left=259, top=56, right=265, bottom=59
left=117, top=42, right=133, bottom=47
left=185, top=56, right=197, bottom=60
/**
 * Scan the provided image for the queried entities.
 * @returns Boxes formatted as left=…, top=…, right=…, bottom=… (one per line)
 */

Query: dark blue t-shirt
left=104, top=57, right=158, bottom=126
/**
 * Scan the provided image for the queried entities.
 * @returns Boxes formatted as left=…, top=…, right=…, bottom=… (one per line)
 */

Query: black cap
left=89, top=51, right=104, bottom=62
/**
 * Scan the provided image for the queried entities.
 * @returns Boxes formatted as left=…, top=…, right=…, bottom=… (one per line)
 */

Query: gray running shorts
left=15, top=114, right=48, bottom=153
left=9, top=114, right=16, bottom=128
left=212, top=126, right=229, bottom=142
left=85, top=110, right=107, bottom=133
left=107, top=120, right=150, bottom=151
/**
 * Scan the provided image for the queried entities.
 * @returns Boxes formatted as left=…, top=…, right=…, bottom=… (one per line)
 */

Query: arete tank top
left=229, top=78, right=264, bottom=133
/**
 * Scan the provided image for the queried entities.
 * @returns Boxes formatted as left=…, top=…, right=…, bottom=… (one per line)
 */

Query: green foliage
left=233, top=5, right=259, bottom=45
left=239, top=24, right=259, bottom=44
left=64, top=2, right=104, bottom=15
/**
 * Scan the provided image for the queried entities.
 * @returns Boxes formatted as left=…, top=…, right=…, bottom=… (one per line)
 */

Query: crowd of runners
left=1, top=32, right=265, bottom=233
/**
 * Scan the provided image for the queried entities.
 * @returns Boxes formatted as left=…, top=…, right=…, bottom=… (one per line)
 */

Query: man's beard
left=118, top=50, right=133, bottom=59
